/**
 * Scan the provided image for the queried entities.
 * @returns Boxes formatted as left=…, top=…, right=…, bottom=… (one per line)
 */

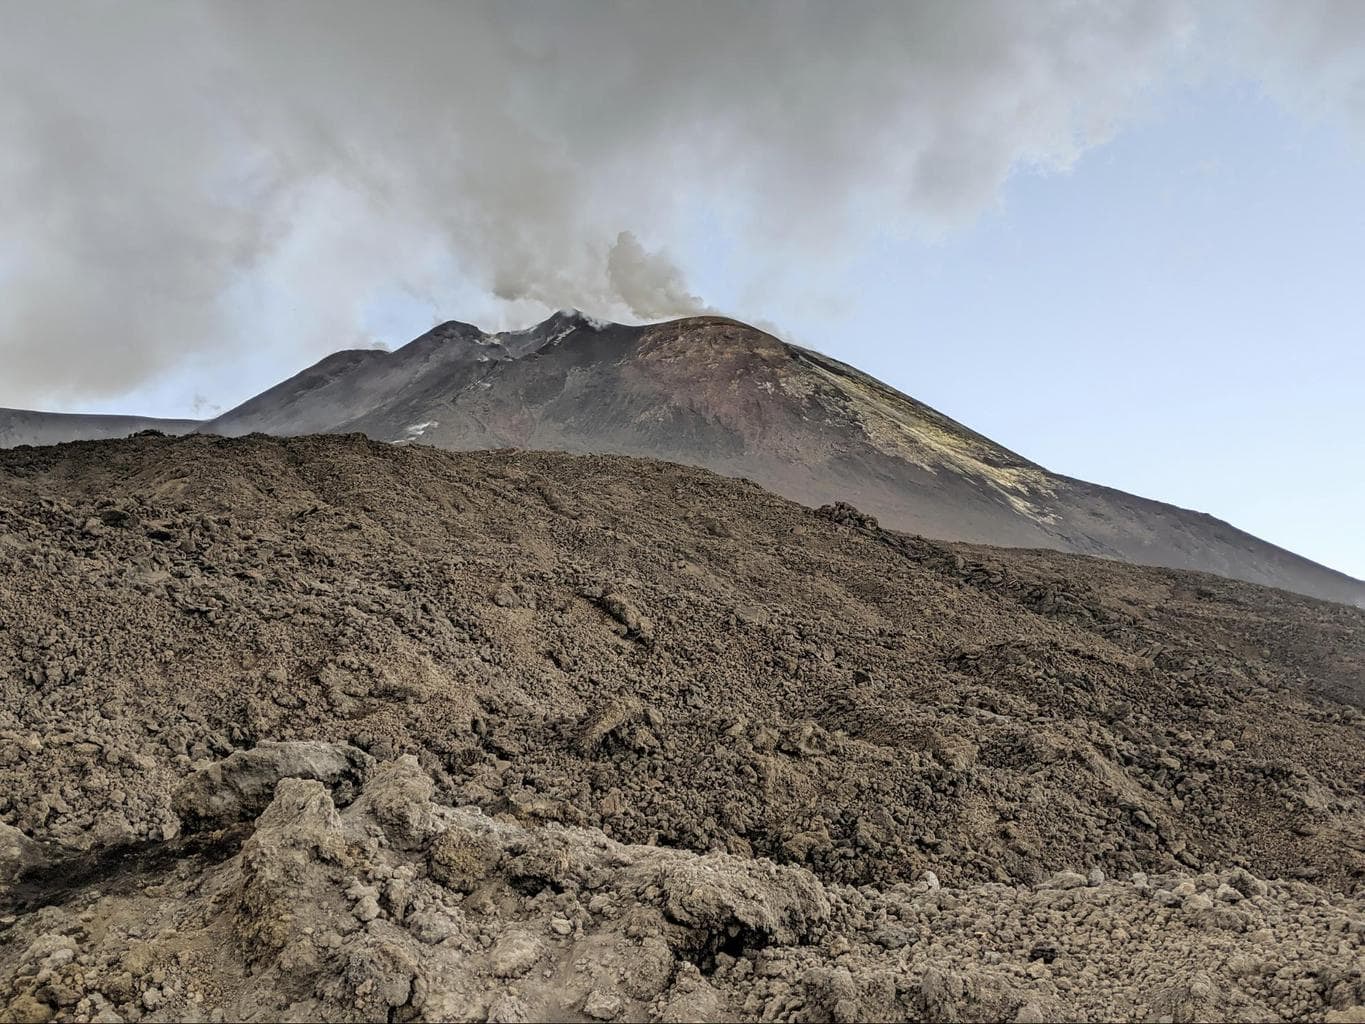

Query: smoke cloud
left=1233, top=1, right=1365, bottom=131
left=0, top=1, right=1357, bottom=407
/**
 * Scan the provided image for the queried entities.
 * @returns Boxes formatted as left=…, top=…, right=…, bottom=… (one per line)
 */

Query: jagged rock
left=1039, top=870, right=1088, bottom=890
left=0, top=822, right=44, bottom=882
left=817, top=501, right=880, bottom=530
left=656, top=852, right=830, bottom=945
left=428, top=823, right=502, bottom=892
left=233, top=777, right=350, bottom=955
left=490, top=930, right=544, bottom=978
left=599, top=591, right=654, bottom=641
left=577, top=697, right=644, bottom=755
left=2, top=757, right=1361, bottom=1023
left=346, top=755, right=438, bottom=850
left=171, top=740, right=374, bottom=830
left=1145, top=974, right=1225, bottom=1024
left=1, top=436, right=1363, bottom=1023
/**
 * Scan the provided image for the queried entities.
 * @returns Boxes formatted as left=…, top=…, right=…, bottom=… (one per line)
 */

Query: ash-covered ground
left=1, top=433, right=1362, bottom=1022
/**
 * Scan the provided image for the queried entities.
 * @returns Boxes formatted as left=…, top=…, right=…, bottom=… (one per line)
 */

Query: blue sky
left=685, top=81, right=1365, bottom=578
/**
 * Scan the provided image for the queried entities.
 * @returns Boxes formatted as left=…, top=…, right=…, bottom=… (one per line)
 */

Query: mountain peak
left=542, top=308, right=613, bottom=332
left=430, top=318, right=483, bottom=336
left=8, top=313, right=1361, bottom=605
left=488, top=309, right=614, bottom=359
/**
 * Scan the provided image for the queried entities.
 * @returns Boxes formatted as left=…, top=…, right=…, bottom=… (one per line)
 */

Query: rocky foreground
left=1, top=433, right=1363, bottom=1022
left=5, top=750, right=1364, bottom=1023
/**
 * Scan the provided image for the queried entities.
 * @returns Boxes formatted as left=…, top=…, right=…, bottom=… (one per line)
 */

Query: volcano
left=6, top=311, right=1361, bottom=605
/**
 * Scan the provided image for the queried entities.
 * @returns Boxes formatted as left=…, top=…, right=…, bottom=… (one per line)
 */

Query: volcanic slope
left=193, top=312, right=1364, bottom=606
left=1, top=433, right=1364, bottom=1020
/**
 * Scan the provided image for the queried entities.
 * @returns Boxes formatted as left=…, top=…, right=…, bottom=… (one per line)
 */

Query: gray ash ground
left=1, top=433, right=1363, bottom=1022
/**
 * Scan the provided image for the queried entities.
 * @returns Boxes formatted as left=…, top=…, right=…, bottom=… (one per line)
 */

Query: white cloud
left=1, top=1, right=1356, bottom=406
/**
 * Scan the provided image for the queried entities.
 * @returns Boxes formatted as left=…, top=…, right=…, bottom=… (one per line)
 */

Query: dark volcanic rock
left=180, top=312, right=1360, bottom=606
left=6, top=313, right=1361, bottom=605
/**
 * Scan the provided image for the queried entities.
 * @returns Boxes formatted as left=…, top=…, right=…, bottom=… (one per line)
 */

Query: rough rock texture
left=1, top=433, right=1363, bottom=1021
left=192, top=312, right=1364, bottom=605
left=7, top=312, right=1362, bottom=605
left=171, top=740, right=373, bottom=831
left=3, top=759, right=1363, bottom=1023
left=0, top=826, right=43, bottom=886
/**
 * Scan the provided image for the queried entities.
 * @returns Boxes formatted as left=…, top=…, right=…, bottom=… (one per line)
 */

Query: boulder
left=172, top=740, right=374, bottom=830
left=0, top=821, right=44, bottom=882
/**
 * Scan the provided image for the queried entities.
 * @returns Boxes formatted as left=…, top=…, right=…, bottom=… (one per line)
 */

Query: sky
left=1, top=1, right=1363, bottom=578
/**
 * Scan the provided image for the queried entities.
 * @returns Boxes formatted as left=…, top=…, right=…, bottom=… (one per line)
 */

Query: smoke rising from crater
left=0, top=1, right=1360, bottom=407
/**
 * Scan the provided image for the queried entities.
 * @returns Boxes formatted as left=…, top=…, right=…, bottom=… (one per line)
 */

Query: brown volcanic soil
left=1, top=432, right=1363, bottom=1022
left=195, top=313, right=1365, bottom=607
